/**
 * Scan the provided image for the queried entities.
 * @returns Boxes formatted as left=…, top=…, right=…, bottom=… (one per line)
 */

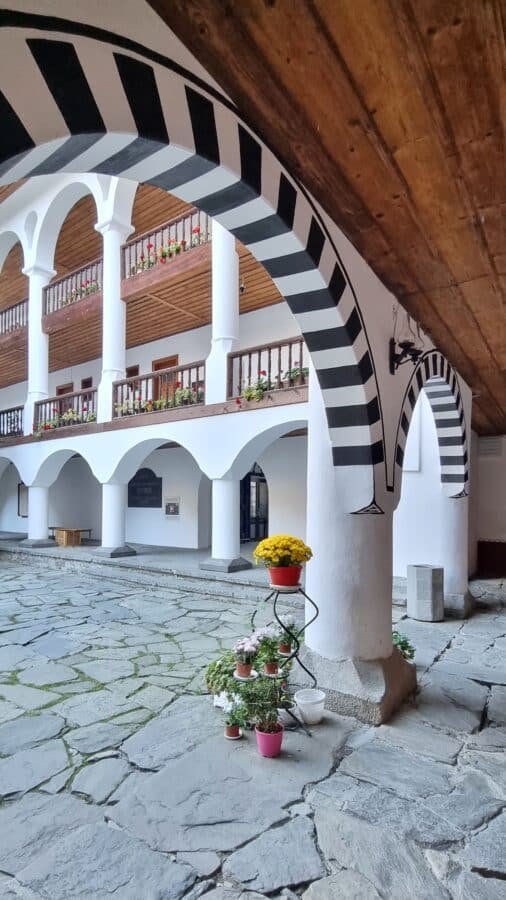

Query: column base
left=94, top=545, right=137, bottom=559
left=19, top=538, right=54, bottom=548
left=445, top=590, right=474, bottom=619
left=294, top=647, right=417, bottom=725
left=200, top=556, right=252, bottom=573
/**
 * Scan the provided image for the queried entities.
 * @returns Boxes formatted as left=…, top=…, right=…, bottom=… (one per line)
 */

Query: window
left=56, top=382, right=73, bottom=396
left=17, top=483, right=28, bottom=518
left=126, top=365, right=139, bottom=379
left=81, top=377, right=93, bottom=390
left=152, top=355, right=179, bottom=402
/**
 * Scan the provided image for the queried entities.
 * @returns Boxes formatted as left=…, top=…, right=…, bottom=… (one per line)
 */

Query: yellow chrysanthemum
left=253, top=534, right=312, bottom=567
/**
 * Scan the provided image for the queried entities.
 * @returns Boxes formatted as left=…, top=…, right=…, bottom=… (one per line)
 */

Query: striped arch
left=0, top=11, right=383, bottom=511
left=394, top=351, right=468, bottom=500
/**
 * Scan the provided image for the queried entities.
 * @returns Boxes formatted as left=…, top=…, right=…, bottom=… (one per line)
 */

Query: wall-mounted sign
left=128, top=468, right=162, bottom=508
left=165, top=498, right=180, bottom=516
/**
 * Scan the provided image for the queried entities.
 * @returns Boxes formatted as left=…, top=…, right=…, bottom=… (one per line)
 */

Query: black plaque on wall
left=128, top=468, right=162, bottom=508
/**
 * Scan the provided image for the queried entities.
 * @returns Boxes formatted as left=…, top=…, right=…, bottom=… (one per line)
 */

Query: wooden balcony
left=0, top=405, right=23, bottom=438
left=113, top=360, right=205, bottom=420
left=34, top=388, right=97, bottom=435
left=0, top=299, right=28, bottom=351
left=227, top=336, right=308, bottom=399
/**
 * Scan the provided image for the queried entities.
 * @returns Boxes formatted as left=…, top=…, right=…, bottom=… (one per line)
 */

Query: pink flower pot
left=255, top=724, right=284, bottom=757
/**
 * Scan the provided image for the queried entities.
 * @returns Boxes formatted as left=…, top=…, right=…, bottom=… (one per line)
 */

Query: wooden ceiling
left=154, top=0, right=506, bottom=435
left=0, top=183, right=282, bottom=386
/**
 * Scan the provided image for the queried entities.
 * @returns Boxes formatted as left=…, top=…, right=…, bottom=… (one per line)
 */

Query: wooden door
left=152, top=355, right=178, bottom=402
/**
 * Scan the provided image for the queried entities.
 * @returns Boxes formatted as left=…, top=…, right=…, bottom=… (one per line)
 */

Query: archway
left=0, top=458, right=27, bottom=538
left=0, top=16, right=383, bottom=510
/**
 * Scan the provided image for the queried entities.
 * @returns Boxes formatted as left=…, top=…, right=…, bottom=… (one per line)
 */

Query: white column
left=25, top=485, right=50, bottom=544
left=303, top=381, right=416, bottom=723
left=23, top=265, right=54, bottom=436
left=99, top=483, right=135, bottom=557
left=95, top=218, right=133, bottom=422
left=205, top=221, right=239, bottom=403
left=436, top=495, right=471, bottom=615
left=200, top=477, right=251, bottom=572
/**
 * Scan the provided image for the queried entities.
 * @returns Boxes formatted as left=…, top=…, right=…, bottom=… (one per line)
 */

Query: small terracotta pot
left=279, top=641, right=292, bottom=655
left=235, top=661, right=252, bottom=678
left=255, top=724, right=284, bottom=757
left=225, top=724, right=240, bottom=738
left=268, top=566, right=302, bottom=587
left=264, top=661, right=279, bottom=676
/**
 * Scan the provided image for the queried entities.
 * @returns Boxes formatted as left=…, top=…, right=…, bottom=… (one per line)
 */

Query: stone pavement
left=0, top=559, right=504, bottom=899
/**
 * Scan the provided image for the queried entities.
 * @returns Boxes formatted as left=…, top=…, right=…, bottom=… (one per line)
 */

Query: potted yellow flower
left=253, top=534, right=312, bottom=587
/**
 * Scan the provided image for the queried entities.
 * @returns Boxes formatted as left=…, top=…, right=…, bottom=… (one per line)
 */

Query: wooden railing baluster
left=226, top=336, right=309, bottom=399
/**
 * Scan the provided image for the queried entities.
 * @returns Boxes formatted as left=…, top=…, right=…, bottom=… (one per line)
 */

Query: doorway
left=152, top=354, right=179, bottom=403
left=240, top=463, right=268, bottom=542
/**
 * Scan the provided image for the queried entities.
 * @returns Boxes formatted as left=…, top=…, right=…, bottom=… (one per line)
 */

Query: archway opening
left=0, top=459, right=28, bottom=539
left=48, top=453, right=101, bottom=543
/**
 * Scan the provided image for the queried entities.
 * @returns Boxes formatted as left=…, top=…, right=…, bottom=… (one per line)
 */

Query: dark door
left=240, top=464, right=268, bottom=542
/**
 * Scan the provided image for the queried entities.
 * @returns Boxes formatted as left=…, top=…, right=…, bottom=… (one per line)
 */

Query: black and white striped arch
left=394, top=352, right=468, bottom=498
left=0, top=14, right=384, bottom=507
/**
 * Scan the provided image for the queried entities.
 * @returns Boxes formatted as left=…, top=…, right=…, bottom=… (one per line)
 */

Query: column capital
left=95, top=217, right=134, bottom=240
left=22, top=264, right=55, bottom=282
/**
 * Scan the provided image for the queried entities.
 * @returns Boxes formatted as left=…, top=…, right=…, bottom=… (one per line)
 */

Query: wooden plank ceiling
left=152, top=0, right=506, bottom=435
left=0, top=183, right=282, bottom=387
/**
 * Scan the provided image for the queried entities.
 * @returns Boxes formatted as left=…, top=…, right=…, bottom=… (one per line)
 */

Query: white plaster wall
left=258, top=435, right=307, bottom=539
left=476, top=436, right=506, bottom=541
left=0, top=463, right=26, bottom=533
left=394, top=392, right=453, bottom=577
left=468, top=430, right=479, bottom=574
left=125, top=447, right=209, bottom=548
left=48, top=456, right=102, bottom=538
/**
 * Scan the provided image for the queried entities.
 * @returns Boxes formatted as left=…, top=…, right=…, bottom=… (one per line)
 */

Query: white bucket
left=294, top=689, right=326, bottom=724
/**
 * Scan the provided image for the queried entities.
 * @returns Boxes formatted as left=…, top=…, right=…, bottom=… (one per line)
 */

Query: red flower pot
left=279, top=642, right=292, bottom=655
left=268, top=566, right=302, bottom=587
left=255, top=724, right=284, bottom=757
left=264, top=661, right=279, bottom=676
left=225, top=724, right=240, bottom=739
left=235, top=661, right=252, bottom=678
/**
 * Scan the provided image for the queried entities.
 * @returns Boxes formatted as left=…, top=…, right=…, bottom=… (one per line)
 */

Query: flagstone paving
left=0, top=560, right=504, bottom=898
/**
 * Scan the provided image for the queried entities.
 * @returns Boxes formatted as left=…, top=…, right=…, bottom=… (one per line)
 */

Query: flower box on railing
left=44, top=260, right=102, bottom=316
left=33, top=389, right=97, bottom=436
left=227, top=337, right=308, bottom=400
left=123, top=209, right=211, bottom=279
left=113, top=362, right=205, bottom=419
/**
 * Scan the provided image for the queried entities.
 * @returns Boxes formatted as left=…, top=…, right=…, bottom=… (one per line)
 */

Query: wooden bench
left=49, top=527, right=92, bottom=547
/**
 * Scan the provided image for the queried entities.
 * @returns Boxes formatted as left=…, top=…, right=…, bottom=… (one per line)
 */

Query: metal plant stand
left=262, top=583, right=320, bottom=735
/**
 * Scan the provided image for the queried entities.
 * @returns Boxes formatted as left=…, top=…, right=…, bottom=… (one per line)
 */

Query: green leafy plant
left=241, top=373, right=273, bottom=402
left=225, top=702, right=248, bottom=728
left=393, top=630, right=415, bottom=661
left=240, top=675, right=283, bottom=733
left=282, top=364, right=309, bottom=383
left=205, top=651, right=236, bottom=695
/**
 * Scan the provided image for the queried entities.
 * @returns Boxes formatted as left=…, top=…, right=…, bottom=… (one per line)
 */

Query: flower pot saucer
left=224, top=728, right=243, bottom=740
left=233, top=669, right=258, bottom=682
left=269, top=584, right=301, bottom=593
left=278, top=650, right=293, bottom=658
left=263, top=671, right=283, bottom=679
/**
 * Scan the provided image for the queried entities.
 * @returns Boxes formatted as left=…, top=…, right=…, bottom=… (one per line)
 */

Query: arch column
left=205, top=221, right=239, bottom=404
left=200, top=477, right=251, bottom=572
left=23, top=265, right=54, bottom=436
left=98, top=483, right=136, bottom=558
left=95, top=218, right=133, bottom=423
left=20, top=485, right=52, bottom=547
left=302, top=381, right=416, bottom=724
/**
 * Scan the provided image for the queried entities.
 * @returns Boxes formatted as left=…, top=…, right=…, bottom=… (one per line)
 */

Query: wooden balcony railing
left=227, top=336, right=308, bottom=399
left=113, top=361, right=205, bottom=418
left=122, top=208, right=211, bottom=278
left=0, top=405, right=23, bottom=437
left=34, top=388, right=97, bottom=434
left=0, top=298, right=28, bottom=335
left=43, top=259, right=102, bottom=315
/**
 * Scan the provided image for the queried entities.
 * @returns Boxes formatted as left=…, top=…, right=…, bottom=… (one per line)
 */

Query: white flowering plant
left=233, top=636, right=259, bottom=664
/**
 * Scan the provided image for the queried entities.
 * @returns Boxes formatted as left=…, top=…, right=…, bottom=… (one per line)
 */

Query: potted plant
left=241, top=372, right=272, bottom=402
left=393, top=631, right=415, bottom=661
left=254, top=627, right=281, bottom=676
left=224, top=702, right=248, bottom=740
left=242, top=677, right=284, bottom=757
left=233, top=636, right=259, bottom=679
left=253, top=534, right=313, bottom=587
left=278, top=614, right=298, bottom=654
left=282, top=362, right=309, bottom=387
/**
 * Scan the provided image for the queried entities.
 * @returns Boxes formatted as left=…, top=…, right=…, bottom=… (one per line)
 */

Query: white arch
left=0, top=228, right=27, bottom=273
left=108, top=435, right=202, bottom=485
left=27, top=175, right=104, bottom=271
left=225, top=419, right=307, bottom=480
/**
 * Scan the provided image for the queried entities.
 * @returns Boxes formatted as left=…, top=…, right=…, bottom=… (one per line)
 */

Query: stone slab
left=76, top=660, right=136, bottom=683
left=71, top=757, right=130, bottom=803
left=314, top=803, right=448, bottom=899
left=17, top=662, right=78, bottom=686
left=177, top=852, right=221, bottom=877
left=0, top=713, right=64, bottom=755
left=0, top=683, right=59, bottom=711
left=65, top=720, right=138, bottom=753
left=223, top=817, right=324, bottom=892
left=452, top=872, right=506, bottom=899
left=17, top=822, right=195, bottom=899
left=339, top=742, right=453, bottom=799
left=0, top=739, right=69, bottom=797
left=121, top=695, right=221, bottom=768
left=0, top=700, right=22, bottom=724
left=53, top=690, right=135, bottom=726
left=416, top=670, right=488, bottom=732
left=459, top=812, right=506, bottom=874
left=489, top=686, right=506, bottom=725
left=302, top=871, right=381, bottom=899
left=30, top=634, right=88, bottom=659
left=376, top=710, right=463, bottom=762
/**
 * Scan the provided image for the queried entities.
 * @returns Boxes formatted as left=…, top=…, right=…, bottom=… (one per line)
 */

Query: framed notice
left=165, top=498, right=180, bottom=517
left=128, top=468, right=162, bottom=508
